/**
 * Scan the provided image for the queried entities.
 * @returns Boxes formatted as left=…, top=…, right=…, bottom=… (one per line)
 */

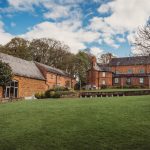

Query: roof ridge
left=111, top=55, right=149, bottom=60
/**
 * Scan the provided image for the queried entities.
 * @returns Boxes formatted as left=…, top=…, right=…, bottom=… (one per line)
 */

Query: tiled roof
left=0, top=53, right=45, bottom=80
left=109, top=55, right=150, bottom=66
left=35, top=62, right=72, bottom=77
left=94, top=63, right=112, bottom=72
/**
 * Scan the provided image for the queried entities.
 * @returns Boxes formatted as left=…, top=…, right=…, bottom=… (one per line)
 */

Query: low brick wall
left=80, top=90, right=150, bottom=98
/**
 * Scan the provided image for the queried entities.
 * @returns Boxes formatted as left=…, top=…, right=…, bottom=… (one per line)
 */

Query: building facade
left=87, top=55, right=150, bottom=89
left=0, top=53, right=76, bottom=99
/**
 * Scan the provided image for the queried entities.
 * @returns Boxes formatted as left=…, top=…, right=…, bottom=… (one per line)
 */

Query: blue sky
left=0, top=0, right=150, bottom=57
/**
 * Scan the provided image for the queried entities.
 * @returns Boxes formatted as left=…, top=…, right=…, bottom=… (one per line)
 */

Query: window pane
left=6, top=88, right=10, bottom=98
left=11, top=81, right=15, bottom=87
left=115, top=78, right=119, bottom=83
left=15, top=82, right=18, bottom=87
left=139, top=69, right=145, bottom=74
left=128, top=69, right=132, bottom=74
left=15, top=88, right=18, bottom=97
left=139, top=78, right=144, bottom=84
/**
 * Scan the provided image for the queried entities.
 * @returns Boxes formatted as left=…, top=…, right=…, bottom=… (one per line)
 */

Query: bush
left=101, top=85, right=107, bottom=89
left=45, top=89, right=53, bottom=98
left=35, top=92, right=45, bottom=99
left=54, top=86, right=69, bottom=91
left=52, top=92, right=61, bottom=98
left=0, top=60, right=13, bottom=86
left=35, top=87, right=75, bottom=99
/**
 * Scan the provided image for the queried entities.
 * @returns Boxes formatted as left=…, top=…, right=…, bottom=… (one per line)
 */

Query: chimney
left=91, top=56, right=97, bottom=68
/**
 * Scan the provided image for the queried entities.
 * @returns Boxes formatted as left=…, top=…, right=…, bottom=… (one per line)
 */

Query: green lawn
left=0, top=96, right=150, bottom=150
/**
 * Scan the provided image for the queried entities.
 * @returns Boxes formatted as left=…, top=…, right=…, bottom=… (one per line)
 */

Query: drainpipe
left=149, top=76, right=150, bottom=89
left=98, top=71, right=100, bottom=89
left=56, top=74, right=58, bottom=87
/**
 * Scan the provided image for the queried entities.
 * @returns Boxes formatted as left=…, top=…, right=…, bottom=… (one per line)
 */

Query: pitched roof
left=92, top=63, right=111, bottom=72
left=109, top=55, right=150, bottom=66
left=0, top=53, right=45, bottom=80
left=35, top=62, right=72, bottom=77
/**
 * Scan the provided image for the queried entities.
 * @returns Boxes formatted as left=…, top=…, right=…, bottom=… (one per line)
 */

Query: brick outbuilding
left=0, top=53, right=76, bottom=99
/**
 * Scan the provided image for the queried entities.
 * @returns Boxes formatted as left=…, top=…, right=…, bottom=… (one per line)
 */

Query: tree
left=98, top=53, right=115, bottom=64
left=0, top=37, right=31, bottom=60
left=29, top=38, right=71, bottom=65
left=133, top=23, right=150, bottom=56
left=74, top=51, right=91, bottom=87
left=0, top=60, right=13, bottom=86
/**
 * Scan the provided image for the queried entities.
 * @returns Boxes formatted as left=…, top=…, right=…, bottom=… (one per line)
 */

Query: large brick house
left=0, top=53, right=76, bottom=99
left=87, top=55, right=150, bottom=89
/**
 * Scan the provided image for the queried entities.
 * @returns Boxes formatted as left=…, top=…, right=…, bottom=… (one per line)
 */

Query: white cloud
left=7, top=0, right=42, bottom=11
left=98, top=3, right=111, bottom=13
left=90, top=47, right=104, bottom=56
left=89, top=0, right=150, bottom=50
left=20, top=20, right=100, bottom=53
left=116, top=37, right=125, bottom=43
left=0, top=21, right=13, bottom=45
left=43, top=4, right=70, bottom=19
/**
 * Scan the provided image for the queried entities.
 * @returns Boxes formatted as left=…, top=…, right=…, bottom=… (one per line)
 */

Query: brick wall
left=14, top=76, right=47, bottom=98
left=87, top=69, right=112, bottom=89
left=0, top=86, right=3, bottom=98
left=46, top=72, right=76, bottom=89
left=112, top=65, right=150, bottom=74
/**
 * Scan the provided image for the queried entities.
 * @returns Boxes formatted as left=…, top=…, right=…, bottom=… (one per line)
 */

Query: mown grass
left=0, top=96, right=150, bottom=150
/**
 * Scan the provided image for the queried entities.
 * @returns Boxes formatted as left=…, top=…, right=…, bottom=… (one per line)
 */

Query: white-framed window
left=114, top=78, right=119, bottom=84
left=128, top=69, right=133, bottom=74
left=139, top=69, right=145, bottom=74
left=102, top=72, right=106, bottom=77
left=51, top=74, right=53, bottom=79
left=5, top=80, right=18, bottom=98
left=139, top=78, right=144, bottom=84
left=126, top=78, right=131, bottom=84
left=102, top=80, right=106, bottom=85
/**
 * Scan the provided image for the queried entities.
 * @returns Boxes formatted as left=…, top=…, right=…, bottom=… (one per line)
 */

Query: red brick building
left=87, top=55, right=150, bottom=89
left=0, top=53, right=76, bottom=99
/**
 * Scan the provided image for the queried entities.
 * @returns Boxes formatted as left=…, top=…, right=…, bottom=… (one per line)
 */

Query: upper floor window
left=139, top=69, right=145, bottom=74
left=128, top=69, right=133, bottom=74
left=51, top=74, right=53, bottom=79
left=102, top=72, right=106, bottom=77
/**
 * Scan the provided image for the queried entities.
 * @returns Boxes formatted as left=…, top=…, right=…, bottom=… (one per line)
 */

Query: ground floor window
left=126, top=78, right=131, bottom=84
left=102, top=80, right=106, bottom=85
left=139, top=78, right=144, bottom=84
left=114, top=78, right=119, bottom=84
left=5, top=80, right=18, bottom=98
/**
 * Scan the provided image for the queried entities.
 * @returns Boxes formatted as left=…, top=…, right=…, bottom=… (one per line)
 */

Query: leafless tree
left=133, top=23, right=150, bottom=56
left=98, top=53, right=116, bottom=64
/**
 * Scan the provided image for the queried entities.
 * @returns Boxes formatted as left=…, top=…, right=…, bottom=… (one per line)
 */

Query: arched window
left=5, top=80, right=18, bottom=98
